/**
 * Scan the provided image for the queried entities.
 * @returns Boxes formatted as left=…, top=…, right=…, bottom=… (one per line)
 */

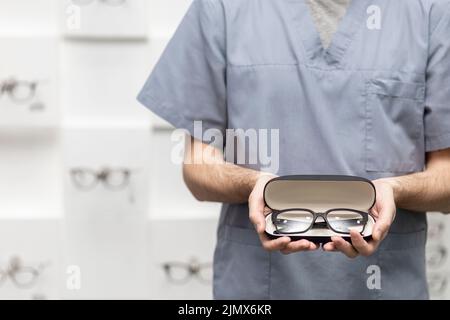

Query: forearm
left=182, top=137, right=262, bottom=204
left=184, top=162, right=260, bottom=203
left=382, top=149, right=450, bottom=213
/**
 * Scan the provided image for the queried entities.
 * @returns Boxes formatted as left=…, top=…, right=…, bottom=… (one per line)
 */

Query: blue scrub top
left=138, top=0, right=450, bottom=299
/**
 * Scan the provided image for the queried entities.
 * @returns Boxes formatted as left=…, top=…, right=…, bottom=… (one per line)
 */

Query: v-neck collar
left=286, top=0, right=370, bottom=68
left=307, top=0, right=353, bottom=50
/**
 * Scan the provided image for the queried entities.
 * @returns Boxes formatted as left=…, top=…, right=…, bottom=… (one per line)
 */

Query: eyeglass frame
left=427, top=245, right=448, bottom=269
left=0, top=256, right=48, bottom=289
left=70, top=167, right=132, bottom=191
left=0, top=78, right=39, bottom=103
left=428, top=273, right=448, bottom=296
left=428, top=221, right=445, bottom=240
left=271, top=208, right=370, bottom=235
left=162, top=258, right=212, bottom=285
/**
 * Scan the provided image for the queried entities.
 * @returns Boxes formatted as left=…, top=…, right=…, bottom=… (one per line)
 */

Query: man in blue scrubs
left=138, top=0, right=450, bottom=299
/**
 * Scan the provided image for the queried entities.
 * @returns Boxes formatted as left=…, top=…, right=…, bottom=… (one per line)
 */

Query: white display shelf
left=62, top=118, right=150, bottom=130
left=60, top=39, right=152, bottom=123
left=0, top=0, right=60, bottom=37
left=0, top=30, right=60, bottom=38
left=0, top=210, right=63, bottom=221
left=148, top=215, right=219, bottom=223
left=61, top=0, right=148, bottom=40
left=0, top=128, right=63, bottom=220
left=60, top=215, right=148, bottom=299
left=149, top=205, right=222, bottom=221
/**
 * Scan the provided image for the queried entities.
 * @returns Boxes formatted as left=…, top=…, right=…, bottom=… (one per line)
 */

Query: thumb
left=249, top=202, right=266, bottom=234
left=373, top=209, right=393, bottom=241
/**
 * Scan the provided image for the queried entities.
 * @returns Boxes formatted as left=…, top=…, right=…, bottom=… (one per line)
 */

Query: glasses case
left=264, top=175, right=376, bottom=243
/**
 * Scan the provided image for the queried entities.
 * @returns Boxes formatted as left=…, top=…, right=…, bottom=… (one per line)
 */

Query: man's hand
left=323, top=179, right=397, bottom=258
left=249, top=174, right=319, bottom=254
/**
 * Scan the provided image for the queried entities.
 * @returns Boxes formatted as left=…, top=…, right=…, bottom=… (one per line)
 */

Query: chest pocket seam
left=368, top=79, right=426, bottom=101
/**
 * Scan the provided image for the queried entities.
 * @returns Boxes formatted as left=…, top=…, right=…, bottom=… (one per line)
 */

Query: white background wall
left=0, top=0, right=220, bottom=300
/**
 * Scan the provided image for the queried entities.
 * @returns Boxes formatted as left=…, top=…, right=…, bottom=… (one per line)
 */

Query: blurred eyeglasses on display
left=427, top=245, right=448, bottom=269
left=428, top=220, right=445, bottom=240
left=163, top=258, right=212, bottom=285
left=70, top=167, right=131, bottom=191
left=0, top=256, right=49, bottom=289
left=1, top=78, right=38, bottom=103
left=71, top=0, right=127, bottom=7
left=428, top=273, right=448, bottom=297
left=0, top=78, right=46, bottom=112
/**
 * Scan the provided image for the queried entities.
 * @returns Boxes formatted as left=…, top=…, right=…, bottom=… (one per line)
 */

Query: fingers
left=248, top=174, right=320, bottom=254
left=332, top=236, right=359, bottom=259
left=280, top=240, right=309, bottom=254
left=350, top=230, right=377, bottom=257
left=322, top=242, right=336, bottom=252
left=371, top=207, right=393, bottom=242
left=308, top=241, right=319, bottom=251
left=248, top=202, right=266, bottom=235
left=259, top=233, right=291, bottom=251
left=371, top=180, right=396, bottom=242
left=372, top=218, right=390, bottom=242
left=249, top=195, right=292, bottom=252
left=329, top=231, right=381, bottom=258
left=281, top=240, right=318, bottom=255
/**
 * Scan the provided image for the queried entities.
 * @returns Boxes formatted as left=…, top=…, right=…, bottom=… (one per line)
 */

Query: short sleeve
left=137, top=0, right=227, bottom=142
left=424, top=1, right=450, bottom=152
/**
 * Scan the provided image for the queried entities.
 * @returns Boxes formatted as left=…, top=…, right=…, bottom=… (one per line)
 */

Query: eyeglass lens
left=275, top=210, right=313, bottom=234
left=11, top=267, right=38, bottom=288
left=429, top=274, right=448, bottom=296
left=428, top=222, right=445, bottom=240
left=71, top=169, right=97, bottom=189
left=427, top=246, right=448, bottom=269
left=1, top=80, right=37, bottom=103
left=105, top=169, right=130, bottom=189
left=327, top=210, right=365, bottom=233
left=71, top=168, right=130, bottom=190
left=163, top=261, right=212, bottom=284
left=0, top=257, right=41, bottom=289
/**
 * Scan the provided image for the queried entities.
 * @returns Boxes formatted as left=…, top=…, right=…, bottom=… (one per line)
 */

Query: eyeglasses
left=271, top=208, right=369, bottom=235
left=427, top=245, right=448, bottom=269
left=71, top=0, right=127, bottom=7
left=0, top=78, right=38, bottom=104
left=428, top=221, right=445, bottom=240
left=428, top=273, right=448, bottom=297
left=162, top=258, right=212, bottom=285
left=0, top=256, right=48, bottom=289
left=70, top=167, right=131, bottom=191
